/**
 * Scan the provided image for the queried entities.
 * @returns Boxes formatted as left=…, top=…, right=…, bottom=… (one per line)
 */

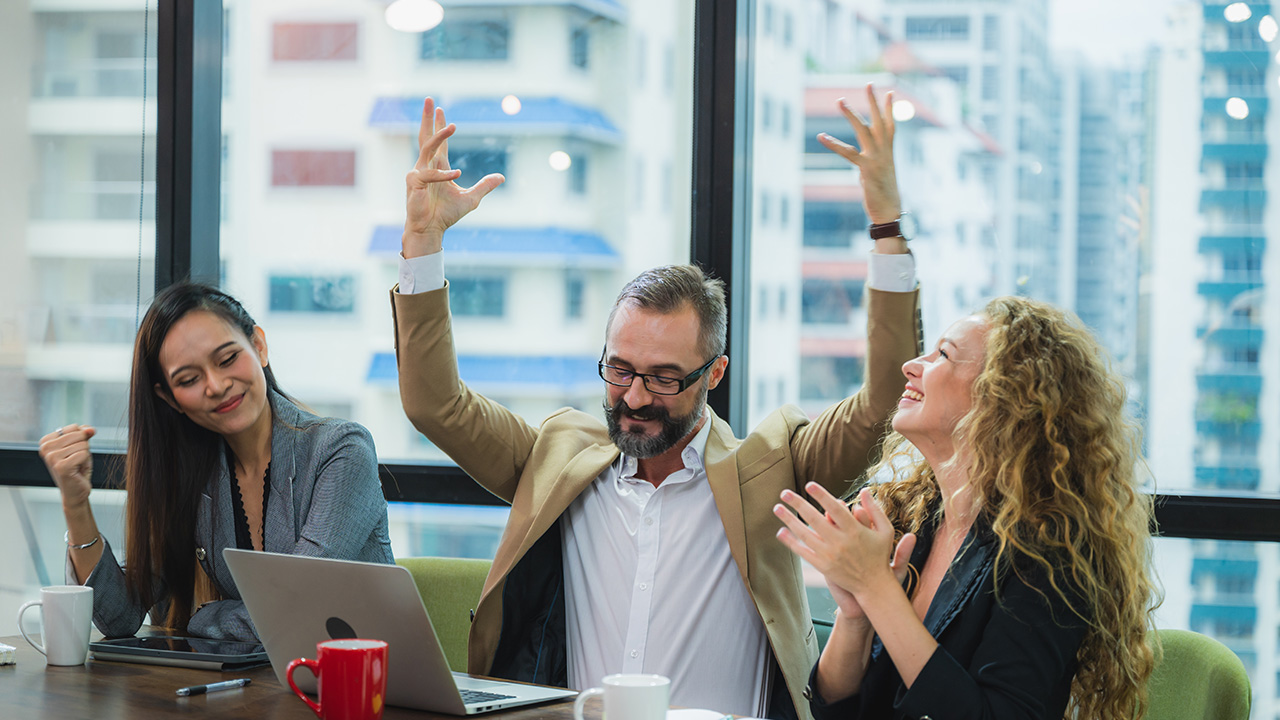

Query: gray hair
left=606, top=264, right=727, bottom=361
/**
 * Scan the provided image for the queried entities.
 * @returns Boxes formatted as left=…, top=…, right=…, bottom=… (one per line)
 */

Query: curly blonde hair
left=864, top=296, right=1158, bottom=720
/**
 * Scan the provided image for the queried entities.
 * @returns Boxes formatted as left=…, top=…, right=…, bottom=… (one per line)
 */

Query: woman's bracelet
left=65, top=531, right=101, bottom=550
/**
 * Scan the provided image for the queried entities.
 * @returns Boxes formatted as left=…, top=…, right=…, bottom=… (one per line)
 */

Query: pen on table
left=175, top=678, right=252, bottom=696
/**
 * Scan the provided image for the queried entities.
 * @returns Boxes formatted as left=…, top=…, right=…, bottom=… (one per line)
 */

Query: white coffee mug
left=17, top=585, right=94, bottom=666
left=573, top=673, right=670, bottom=720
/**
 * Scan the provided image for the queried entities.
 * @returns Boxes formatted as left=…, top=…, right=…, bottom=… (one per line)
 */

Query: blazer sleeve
left=790, top=286, right=921, bottom=496
left=69, top=537, right=162, bottom=639
left=391, top=284, right=539, bottom=503
left=893, top=569, right=1087, bottom=720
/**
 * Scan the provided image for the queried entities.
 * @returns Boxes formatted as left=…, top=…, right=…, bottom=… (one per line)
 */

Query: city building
left=1148, top=0, right=1277, bottom=711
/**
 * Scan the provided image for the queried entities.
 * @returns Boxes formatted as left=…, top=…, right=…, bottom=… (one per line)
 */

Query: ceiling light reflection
left=1260, top=15, right=1278, bottom=41
left=1226, top=97, right=1250, bottom=119
left=385, top=0, right=444, bottom=33
left=549, top=151, right=573, bottom=171
left=1224, top=2, right=1252, bottom=23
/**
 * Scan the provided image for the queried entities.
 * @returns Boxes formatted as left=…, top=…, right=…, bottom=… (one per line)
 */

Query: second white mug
left=17, top=585, right=94, bottom=666
left=573, top=673, right=670, bottom=720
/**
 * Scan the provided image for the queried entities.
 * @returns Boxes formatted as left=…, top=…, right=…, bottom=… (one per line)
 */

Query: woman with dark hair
left=772, top=86, right=1157, bottom=719
left=39, top=283, right=393, bottom=641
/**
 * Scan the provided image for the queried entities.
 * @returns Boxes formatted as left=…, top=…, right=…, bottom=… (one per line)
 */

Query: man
left=390, top=91, right=920, bottom=719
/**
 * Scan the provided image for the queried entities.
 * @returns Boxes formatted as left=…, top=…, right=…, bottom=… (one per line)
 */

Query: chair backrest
left=1146, top=628, right=1251, bottom=720
left=395, top=556, right=493, bottom=672
left=813, top=617, right=834, bottom=652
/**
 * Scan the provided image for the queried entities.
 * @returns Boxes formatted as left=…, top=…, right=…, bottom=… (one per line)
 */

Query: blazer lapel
left=703, top=414, right=749, bottom=584
left=920, top=526, right=996, bottom=639
left=201, top=455, right=241, bottom=596
left=263, top=393, right=300, bottom=553
left=503, top=443, right=619, bottom=569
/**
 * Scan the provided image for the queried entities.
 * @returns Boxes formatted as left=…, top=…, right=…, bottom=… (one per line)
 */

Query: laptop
left=223, top=549, right=577, bottom=715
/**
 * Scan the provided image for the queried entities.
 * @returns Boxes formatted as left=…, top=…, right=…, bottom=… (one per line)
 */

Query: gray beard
left=604, top=383, right=707, bottom=459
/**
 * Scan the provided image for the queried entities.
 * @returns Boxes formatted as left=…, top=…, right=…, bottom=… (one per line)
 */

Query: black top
left=808, top=514, right=1089, bottom=720
left=226, top=444, right=270, bottom=551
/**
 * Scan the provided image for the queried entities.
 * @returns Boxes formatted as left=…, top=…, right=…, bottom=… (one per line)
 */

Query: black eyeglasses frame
left=597, top=351, right=720, bottom=396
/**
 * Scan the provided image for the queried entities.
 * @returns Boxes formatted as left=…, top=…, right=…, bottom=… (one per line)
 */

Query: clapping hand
left=775, top=484, right=916, bottom=621
left=402, top=97, right=506, bottom=259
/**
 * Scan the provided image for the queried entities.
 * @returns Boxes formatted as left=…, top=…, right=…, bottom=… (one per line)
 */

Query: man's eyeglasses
left=598, top=352, right=720, bottom=396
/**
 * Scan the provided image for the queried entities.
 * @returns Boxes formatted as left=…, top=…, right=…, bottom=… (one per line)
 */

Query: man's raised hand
left=402, top=97, right=505, bottom=259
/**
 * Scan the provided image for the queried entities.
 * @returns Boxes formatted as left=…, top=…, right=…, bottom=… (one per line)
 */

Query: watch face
left=898, top=212, right=918, bottom=240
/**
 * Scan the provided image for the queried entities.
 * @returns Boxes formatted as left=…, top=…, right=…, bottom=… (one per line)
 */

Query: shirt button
left=639, top=583, right=648, bottom=590
left=630, top=650, right=638, bottom=658
left=644, top=517, right=654, bottom=526
left=195, top=547, right=206, bottom=561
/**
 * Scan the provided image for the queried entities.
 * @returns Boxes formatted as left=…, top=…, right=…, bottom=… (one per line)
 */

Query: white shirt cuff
left=398, top=251, right=445, bottom=294
left=866, top=251, right=916, bottom=293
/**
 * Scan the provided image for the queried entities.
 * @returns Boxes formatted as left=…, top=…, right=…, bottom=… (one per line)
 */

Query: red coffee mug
left=287, top=639, right=389, bottom=720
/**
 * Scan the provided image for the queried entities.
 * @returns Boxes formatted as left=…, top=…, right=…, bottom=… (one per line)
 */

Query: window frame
left=2, top=0, right=1277, bottom=546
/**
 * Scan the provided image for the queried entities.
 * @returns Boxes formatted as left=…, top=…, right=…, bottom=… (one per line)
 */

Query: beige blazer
left=391, top=282, right=921, bottom=718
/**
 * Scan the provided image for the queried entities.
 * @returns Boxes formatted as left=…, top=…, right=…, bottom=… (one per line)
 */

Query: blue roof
left=440, top=0, right=625, bottom=23
left=369, top=224, right=620, bottom=268
left=369, top=96, right=622, bottom=144
left=368, top=352, right=600, bottom=395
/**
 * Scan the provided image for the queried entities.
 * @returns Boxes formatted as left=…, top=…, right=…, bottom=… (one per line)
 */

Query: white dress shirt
left=560, top=414, right=771, bottom=716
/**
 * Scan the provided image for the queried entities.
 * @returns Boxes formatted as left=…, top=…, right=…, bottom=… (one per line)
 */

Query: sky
left=1049, top=0, right=1177, bottom=65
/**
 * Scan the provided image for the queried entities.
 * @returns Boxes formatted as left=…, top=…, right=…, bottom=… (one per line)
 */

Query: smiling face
left=602, top=301, right=727, bottom=459
left=154, top=309, right=271, bottom=439
left=892, top=314, right=989, bottom=463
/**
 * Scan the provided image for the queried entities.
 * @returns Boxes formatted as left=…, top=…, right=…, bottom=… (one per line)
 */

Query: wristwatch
left=868, top=212, right=917, bottom=241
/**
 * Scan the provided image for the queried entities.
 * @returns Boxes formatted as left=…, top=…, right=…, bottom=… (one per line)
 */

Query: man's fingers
left=414, top=123, right=458, bottom=172
left=417, top=98, right=435, bottom=152
left=818, top=133, right=861, bottom=165
left=881, top=89, right=897, bottom=140
left=838, top=99, right=875, bottom=151
left=435, top=105, right=450, bottom=166
left=463, top=173, right=506, bottom=202
left=864, top=84, right=886, bottom=136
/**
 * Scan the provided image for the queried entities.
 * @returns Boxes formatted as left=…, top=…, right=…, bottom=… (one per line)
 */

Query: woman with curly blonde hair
left=774, top=294, right=1158, bottom=720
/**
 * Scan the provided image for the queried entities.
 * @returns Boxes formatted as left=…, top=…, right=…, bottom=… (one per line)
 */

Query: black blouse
left=226, top=444, right=270, bottom=551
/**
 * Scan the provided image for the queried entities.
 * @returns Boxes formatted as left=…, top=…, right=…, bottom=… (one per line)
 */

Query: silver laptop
left=223, top=549, right=577, bottom=715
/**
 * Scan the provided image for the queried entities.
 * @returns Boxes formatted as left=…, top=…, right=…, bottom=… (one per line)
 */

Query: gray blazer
left=68, top=391, right=394, bottom=641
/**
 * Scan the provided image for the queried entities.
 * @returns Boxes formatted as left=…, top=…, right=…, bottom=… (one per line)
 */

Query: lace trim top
left=227, top=444, right=271, bottom=551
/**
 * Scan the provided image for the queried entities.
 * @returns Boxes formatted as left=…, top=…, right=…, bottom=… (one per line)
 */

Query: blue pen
left=175, top=678, right=252, bottom=696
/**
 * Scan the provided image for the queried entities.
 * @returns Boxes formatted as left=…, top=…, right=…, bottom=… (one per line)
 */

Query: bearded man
left=390, top=95, right=920, bottom=720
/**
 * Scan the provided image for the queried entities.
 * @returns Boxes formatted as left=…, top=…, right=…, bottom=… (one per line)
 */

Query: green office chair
left=813, top=617, right=834, bottom=652
left=1146, top=628, right=1251, bottom=720
left=396, top=556, right=493, bottom=672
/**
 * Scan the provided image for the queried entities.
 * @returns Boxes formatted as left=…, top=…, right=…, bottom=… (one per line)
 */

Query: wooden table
left=0, top=635, right=586, bottom=719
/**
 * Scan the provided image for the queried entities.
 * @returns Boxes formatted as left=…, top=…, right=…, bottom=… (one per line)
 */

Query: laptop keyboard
left=460, top=689, right=517, bottom=704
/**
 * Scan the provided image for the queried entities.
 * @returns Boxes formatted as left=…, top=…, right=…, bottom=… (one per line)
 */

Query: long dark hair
left=123, top=282, right=283, bottom=631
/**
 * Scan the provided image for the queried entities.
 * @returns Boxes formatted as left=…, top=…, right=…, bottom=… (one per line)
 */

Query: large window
left=217, top=0, right=692, bottom=465
left=4, top=5, right=1280, bottom=713
left=751, top=0, right=1280, bottom=714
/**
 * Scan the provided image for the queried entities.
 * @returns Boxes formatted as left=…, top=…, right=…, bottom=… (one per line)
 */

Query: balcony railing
left=30, top=183, right=156, bottom=222
left=29, top=305, right=138, bottom=345
left=32, top=61, right=157, bottom=99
